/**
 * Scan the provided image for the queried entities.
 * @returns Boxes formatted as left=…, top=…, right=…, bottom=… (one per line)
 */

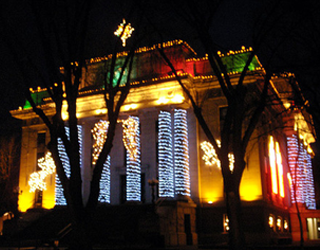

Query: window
left=306, top=218, right=320, bottom=240
left=268, top=136, right=285, bottom=199
left=276, top=217, right=282, bottom=232
left=283, top=218, right=289, bottom=232
left=269, top=214, right=275, bottom=231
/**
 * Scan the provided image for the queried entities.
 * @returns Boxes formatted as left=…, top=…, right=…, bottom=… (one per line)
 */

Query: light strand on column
left=92, top=120, right=111, bottom=203
left=55, top=126, right=83, bottom=206
left=158, top=111, right=174, bottom=197
left=305, top=150, right=316, bottom=209
left=122, top=116, right=141, bottom=201
left=287, top=134, right=316, bottom=209
left=174, top=109, right=190, bottom=196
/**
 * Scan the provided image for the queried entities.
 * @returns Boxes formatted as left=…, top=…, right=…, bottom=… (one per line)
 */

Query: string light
left=122, top=117, right=139, bottom=161
left=158, top=111, right=174, bottom=198
left=200, top=141, right=234, bottom=172
left=92, top=120, right=111, bottom=203
left=28, top=171, right=47, bottom=193
left=228, top=153, right=235, bottom=173
left=55, top=126, right=83, bottom=206
left=200, top=141, right=220, bottom=168
left=287, top=134, right=316, bottom=209
left=123, top=116, right=141, bottom=201
left=29, top=152, right=56, bottom=192
left=114, top=19, right=134, bottom=47
left=99, top=155, right=111, bottom=203
left=174, top=109, right=190, bottom=196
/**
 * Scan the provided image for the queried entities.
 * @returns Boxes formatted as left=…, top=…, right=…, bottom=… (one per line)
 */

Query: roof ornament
left=114, top=19, right=134, bottom=47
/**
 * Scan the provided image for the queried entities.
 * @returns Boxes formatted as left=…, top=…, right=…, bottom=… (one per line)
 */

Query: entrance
left=306, top=218, right=320, bottom=240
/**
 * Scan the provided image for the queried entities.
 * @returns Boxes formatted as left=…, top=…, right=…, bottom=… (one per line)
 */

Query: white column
left=124, top=116, right=141, bottom=202
left=174, top=109, right=190, bottom=197
left=92, top=120, right=111, bottom=203
left=158, top=110, right=174, bottom=197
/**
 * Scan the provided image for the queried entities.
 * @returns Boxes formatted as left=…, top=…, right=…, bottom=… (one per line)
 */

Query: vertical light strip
left=275, top=142, right=285, bottom=198
left=55, top=126, right=82, bottom=206
left=305, top=150, right=316, bottom=209
left=92, top=120, right=111, bottom=203
left=287, top=135, right=299, bottom=203
left=287, top=134, right=316, bottom=209
left=174, top=109, right=190, bottom=196
left=123, top=116, right=141, bottom=201
left=158, top=111, right=174, bottom=197
left=99, top=156, right=111, bottom=203
left=268, top=136, right=278, bottom=195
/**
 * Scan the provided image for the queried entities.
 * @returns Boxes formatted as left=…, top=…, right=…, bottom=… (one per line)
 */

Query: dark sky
left=0, top=0, right=319, bottom=132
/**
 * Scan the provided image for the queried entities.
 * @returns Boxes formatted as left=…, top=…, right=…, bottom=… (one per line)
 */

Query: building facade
left=10, top=40, right=319, bottom=246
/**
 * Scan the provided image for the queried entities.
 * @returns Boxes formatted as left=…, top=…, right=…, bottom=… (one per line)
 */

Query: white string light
left=158, top=111, right=174, bottom=197
left=174, top=109, right=190, bottom=196
left=122, top=116, right=141, bottom=201
left=92, top=120, right=111, bottom=203
left=287, top=134, right=316, bottom=209
left=55, top=126, right=83, bottom=206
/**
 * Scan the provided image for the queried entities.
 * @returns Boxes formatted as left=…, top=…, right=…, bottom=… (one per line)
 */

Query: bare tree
left=144, top=1, right=293, bottom=249
left=0, top=135, right=20, bottom=217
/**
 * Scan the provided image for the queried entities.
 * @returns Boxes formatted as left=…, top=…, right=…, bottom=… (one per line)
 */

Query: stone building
left=10, top=40, right=319, bottom=246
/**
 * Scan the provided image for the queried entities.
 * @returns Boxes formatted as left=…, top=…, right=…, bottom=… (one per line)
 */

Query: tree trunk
left=69, top=211, right=93, bottom=250
left=225, top=187, right=246, bottom=250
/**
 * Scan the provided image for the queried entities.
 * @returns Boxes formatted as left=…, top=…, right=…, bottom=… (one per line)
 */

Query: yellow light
left=269, top=136, right=278, bottom=194
left=122, top=104, right=138, bottom=111
left=240, top=183, right=262, bottom=201
left=275, top=142, right=285, bottom=198
left=287, top=173, right=292, bottom=186
left=62, top=112, right=68, bottom=121
left=283, top=102, right=291, bottom=109
left=95, top=108, right=107, bottom=115
left=114, top=19, right=134, bottom=47
left=122, top=117, right=139, bottom=160
left=277, top=218, right=281, bottom=228
left=269, top=215, right=274, bottom=228
left=171, top=94, right=184, bottom=103
left=156, top=96, right=169, bottom=105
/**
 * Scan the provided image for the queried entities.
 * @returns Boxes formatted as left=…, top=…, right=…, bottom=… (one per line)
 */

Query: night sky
left=0, top=0, right=319, bottom=141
